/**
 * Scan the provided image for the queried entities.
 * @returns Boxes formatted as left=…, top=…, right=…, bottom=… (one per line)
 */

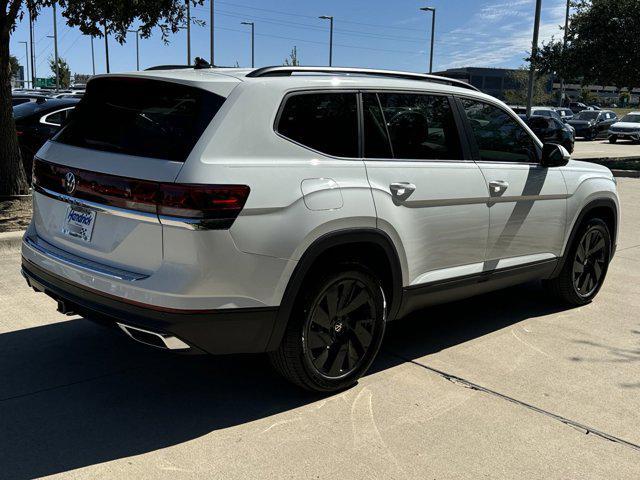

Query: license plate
left=62, top=206, right=96, bottom=243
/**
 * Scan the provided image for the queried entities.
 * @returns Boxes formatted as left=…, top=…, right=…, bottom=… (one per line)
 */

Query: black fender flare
left=265, top=228, right=404, bottom=351
left=551, top=198, right=618, bottom=277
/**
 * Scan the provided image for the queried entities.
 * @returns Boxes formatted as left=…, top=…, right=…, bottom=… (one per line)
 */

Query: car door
left=458, top=97, right=567, bottom=269
left=363, top=91, right=489, bottom=286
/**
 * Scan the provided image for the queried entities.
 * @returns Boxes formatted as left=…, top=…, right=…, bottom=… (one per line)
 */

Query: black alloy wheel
left=304, top=277, right=378, bottom=379
left=572, top=227, right=607, bottom=298
left=545, top=218, right=611, bottom=305
left=270, top=265, right=386, bottom=392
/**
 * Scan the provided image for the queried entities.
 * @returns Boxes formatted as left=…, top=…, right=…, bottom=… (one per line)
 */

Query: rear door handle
left=390, top=182, right=416, bottom=199
left=489, top=180, right=509, bottom=196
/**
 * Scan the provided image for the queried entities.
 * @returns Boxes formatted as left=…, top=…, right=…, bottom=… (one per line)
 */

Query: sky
left=9, top=0, right=570, bottom=80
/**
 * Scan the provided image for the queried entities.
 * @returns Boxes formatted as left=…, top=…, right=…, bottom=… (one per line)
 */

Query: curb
left=611, top=169, right=640, bottom=178
left=0, top=230, right=24, bottom=254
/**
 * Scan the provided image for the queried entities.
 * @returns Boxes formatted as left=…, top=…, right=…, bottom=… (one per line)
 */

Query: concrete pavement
left=572, top=138, right=640, bottom=160
left=1, top=179, right=640, bottom=479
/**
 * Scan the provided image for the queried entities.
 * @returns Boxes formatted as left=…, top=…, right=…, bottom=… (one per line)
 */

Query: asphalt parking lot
left=572, top=138, right=640, bottom=160
left=1, top=179, right=639, bottom=479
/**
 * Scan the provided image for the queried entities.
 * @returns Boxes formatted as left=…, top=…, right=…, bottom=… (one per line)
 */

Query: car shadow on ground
left=0, top=282, right=569, bottom=479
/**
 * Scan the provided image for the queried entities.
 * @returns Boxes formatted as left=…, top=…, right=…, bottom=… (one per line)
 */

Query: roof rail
left=145, top=65, right=193, bottom=71
left=245, top=66, right=479, bottom=92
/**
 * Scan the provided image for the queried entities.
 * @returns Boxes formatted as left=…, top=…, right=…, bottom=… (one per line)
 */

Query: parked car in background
left=569, top=102, right=587, bottom=113
left=13, top=97, right=80, bottom=179
left=555, top=107, right=574, bottom=121
left=12, top=92, right=52, bottom=106
left=528, top=106, right=576, bottom=134
left=567, top=110, right=617, bottom=140
left=587, top=105, right=601, bottom=111
left=520, top=114, right=575, bottom=153
left=608, top=112, right=640, bottom=143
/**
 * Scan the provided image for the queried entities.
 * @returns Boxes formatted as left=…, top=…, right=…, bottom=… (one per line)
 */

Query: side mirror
left=541, top=143, right=570, bottom=167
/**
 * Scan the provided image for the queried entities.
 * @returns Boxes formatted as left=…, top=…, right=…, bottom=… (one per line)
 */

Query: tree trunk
left=0, top=28, right=29, bottom=196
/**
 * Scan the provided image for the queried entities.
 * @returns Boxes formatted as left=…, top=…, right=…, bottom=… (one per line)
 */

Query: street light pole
left=186, top=0, right=191, bottom=65
left=420, top=7, right=436, bottom=73
left=19, top=41, right=29, bottom=88
left=319, top=16, right=333, bottom=66
left=104, top=23, right=110, bottom=73
left=90, top=36, right=95, bottom=75
left=526, top=0, right=542, bottom=117
left=128, top=30, right=140, bottom=70
left=28, top=4, right=35, bottom=87
left=210, top=0, right=215, bottom=65
left=52, top=2, right=59, bottom=91
left=240, top=21, right=255, bottom=68
left=558, top=0, right=570, bottom=106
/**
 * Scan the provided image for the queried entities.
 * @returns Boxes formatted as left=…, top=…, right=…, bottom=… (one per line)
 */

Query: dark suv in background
left=567, top=110, right=617, bottom=140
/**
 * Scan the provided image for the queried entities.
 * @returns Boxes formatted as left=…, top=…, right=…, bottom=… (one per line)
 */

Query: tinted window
left=44, top=109, right=69, bottom=126
left=575, top=111, right=599, bottom=120
left=621, top=114, right=640, bottom=123
left=362, top=93, right=392, bottom=158
left=13, top=101, right=48, bottom=120
left=277, top=92, right=358, bottom=157
left=12, top=98, right=30, bottom=106
left=56, top=78, right=226, bottom=162
left=528, top=117, right=551, bottom=130
left=377, top=93, right=461, bottom=160
left=462, top=99, right=538, bottom=163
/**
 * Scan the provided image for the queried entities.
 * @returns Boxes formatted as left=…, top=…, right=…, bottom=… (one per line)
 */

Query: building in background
left=434, top=67, right=553, bottom=100
left=10, top=66, right=24, bottom=89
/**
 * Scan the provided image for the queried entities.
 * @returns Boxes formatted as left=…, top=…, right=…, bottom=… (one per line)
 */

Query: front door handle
left=390, top=182, right=416, bottom=200
left=489, top=180, right=509, bottom=196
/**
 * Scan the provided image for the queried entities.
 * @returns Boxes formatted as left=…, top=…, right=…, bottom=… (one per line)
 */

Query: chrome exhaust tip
left=117, top=323, right=190, bottom=350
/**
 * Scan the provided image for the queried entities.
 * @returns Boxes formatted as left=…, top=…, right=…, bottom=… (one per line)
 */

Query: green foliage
left=49, top=55, right=71, bottom=88
left=284, top=46, right=300, bottom=66
left=619, top=91, right=631, bottom=106
left=535, top=0, right=640, bottom=88
left=9, top=54, right=19, bottom=75
left=503, top=68, right=553, bottom=105
left=580, top=86, right=596, bottom=104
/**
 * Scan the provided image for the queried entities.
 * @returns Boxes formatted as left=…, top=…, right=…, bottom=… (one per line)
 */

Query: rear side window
left=375, top=92, right=461, bottom=160
left=277, top=92, right=358, bottom=157
left=461, top=99, right=538, bottom=163
left=55, top=78, right=226, bottom=162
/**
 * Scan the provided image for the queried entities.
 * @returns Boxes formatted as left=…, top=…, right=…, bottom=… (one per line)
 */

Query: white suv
left=22, top=67, right=620, bottom=392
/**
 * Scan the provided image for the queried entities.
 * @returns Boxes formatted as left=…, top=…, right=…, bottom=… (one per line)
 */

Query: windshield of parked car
left=575, top=111, right=599, bottom=121
left=620, top=114, right=640, bottom=123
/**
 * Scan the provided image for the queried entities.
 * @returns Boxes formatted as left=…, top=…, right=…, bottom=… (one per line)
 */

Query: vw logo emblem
left=63, top=172, right=76, bottom=195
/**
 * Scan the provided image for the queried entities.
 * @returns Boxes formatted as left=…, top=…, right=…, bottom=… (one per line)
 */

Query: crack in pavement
left=385, top=350, right=640, bottom=454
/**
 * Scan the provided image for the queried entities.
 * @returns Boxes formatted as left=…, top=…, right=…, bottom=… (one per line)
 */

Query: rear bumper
left=22, top=258, right=279, bottom=354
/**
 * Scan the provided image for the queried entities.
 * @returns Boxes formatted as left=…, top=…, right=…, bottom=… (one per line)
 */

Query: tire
left=546, top=218, right=611, bottom=306
left=609, top=136, right=617, bottom=144
left=269, top=264, right=387, bottom=392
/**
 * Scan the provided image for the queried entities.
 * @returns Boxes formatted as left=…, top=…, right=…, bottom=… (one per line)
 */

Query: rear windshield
left=13, top=100, right=47, bottom=119
left=55, top=77, right=226, bottom=162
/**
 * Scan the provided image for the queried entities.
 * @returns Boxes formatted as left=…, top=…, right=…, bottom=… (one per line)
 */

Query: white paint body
left=22, top=68, right=619, bottom=311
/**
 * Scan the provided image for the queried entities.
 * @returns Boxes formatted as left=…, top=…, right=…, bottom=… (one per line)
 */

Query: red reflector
left=16, top=131, right=24, bottom=136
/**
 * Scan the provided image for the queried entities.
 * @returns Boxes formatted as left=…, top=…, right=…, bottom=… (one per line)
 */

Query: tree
left=503, top=68, right=553, bottom=105
left=284, top=46, right=300, bottom=66
left=535, top=0, right=640, bottom=89
left=9, top=53, right=18, bottom=75
left=49, top=55, right=70, bottom=88
left=0, top=0, right=203, bottom=196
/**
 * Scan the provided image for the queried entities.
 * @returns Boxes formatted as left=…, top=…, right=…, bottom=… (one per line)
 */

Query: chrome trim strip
left=117, top=323, right=190, bottom=350
left=158, top=215, right=233, bottom=230
left=23, top=234, right=149, bottom=282
left=34, top=186, right=160, bottom=224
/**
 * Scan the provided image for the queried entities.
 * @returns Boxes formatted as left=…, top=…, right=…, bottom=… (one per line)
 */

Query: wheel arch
left=265, top=228, right=404, bottom=351
left=552, top=197, right=618, bottom=277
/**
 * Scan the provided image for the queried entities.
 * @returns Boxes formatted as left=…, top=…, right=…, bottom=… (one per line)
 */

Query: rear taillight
left=33, top=158, right=250, bottom=230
